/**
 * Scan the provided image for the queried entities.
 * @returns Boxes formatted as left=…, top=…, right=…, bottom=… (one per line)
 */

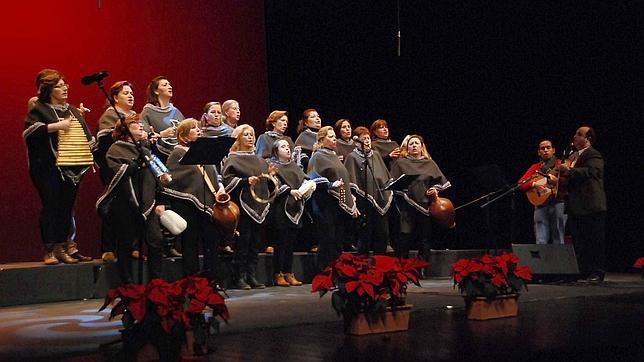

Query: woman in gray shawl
left=164, top=119, right=227, bottom=281
left=222, top=124, right=276, bottom=290
left=140, top=76, right=185, bottom=162
left=389, top=135, right=451, bottom=259
left=307, top=126, right=359, bottom=271
left=96, top=116, right=171, bottom=284
left=343, top=126, right=393, bottom=256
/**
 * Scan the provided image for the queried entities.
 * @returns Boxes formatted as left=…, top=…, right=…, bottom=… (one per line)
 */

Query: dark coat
left=565, top=147, right=607, bottom=215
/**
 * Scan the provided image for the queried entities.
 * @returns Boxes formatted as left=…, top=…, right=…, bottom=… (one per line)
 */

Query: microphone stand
left=476, top=176, right=533, bottom=252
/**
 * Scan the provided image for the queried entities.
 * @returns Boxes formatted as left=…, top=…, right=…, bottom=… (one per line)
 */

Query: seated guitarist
left=518, top=139, right=566, bottom=245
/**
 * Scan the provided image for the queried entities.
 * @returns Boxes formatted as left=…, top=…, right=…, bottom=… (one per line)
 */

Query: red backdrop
left=1, top=1, right=268, bottom=263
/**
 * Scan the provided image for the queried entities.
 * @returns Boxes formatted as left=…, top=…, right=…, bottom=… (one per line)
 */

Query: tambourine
left=250, top=173, right=279, bottom=204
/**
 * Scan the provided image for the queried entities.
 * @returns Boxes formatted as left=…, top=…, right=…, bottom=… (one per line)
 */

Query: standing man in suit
left=555, top=126, right=607, bottom=282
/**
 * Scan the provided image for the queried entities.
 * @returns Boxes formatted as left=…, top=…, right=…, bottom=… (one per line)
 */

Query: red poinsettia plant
left=99, top=276, right=229, bottom=334
left=311, top=253, right=429, bottom=318
left=452, top=252, right=533, bottom=298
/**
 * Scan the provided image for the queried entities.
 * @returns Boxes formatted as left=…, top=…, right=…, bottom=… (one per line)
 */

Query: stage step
left=0, top=249, right=488, bottom=307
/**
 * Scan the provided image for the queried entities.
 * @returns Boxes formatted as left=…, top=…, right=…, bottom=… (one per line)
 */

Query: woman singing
left=343, top=126, right=393, bottom=256
left=97, top=116, right=171, bottom=284
left=294, top=108, right=322, bottom=170
left=222, top=125, right=275, bottom=290
left=307, top=126, right=358, bottom=270
left=334, top=118, right=356, bottom=162
left=200, top=101, right=230, bottom=138
left=140, top=76, right=185, bottom=162
left=370, top=119, right=400, bottom=168
left=164, top=119, right=226, bottom=280
left=389, top=135, right=451, bottom=259
left=23, top=69, right=94, bottom=265
left=255, top=110, right=296, bottom=159
left=221, top=99, right=241, bottom=137
left=266, top=139, right=316, bottom=286
left=95, top=81, right=137, bottom=262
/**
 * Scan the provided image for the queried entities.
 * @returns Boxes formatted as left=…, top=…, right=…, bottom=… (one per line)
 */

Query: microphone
left=81, top=71, right=109, bottom=85
left=352, top=135, right=365, bottom=144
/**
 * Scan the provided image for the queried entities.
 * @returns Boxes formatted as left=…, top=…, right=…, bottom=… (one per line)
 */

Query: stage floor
left=1, top=274, right=643, bottom=361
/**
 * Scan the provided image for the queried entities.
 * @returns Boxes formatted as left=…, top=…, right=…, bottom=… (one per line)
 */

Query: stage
left=0, top=272, right=643, bottom=361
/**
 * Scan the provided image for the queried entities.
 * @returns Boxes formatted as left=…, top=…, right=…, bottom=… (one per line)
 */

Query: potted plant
left=99, top=275, right=229, bottom=360
left=452, top=252, right=532, bottom=320
left=312, top=253, right=429, bottom=335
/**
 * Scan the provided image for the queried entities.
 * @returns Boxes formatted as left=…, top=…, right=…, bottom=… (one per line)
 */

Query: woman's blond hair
left=176, top=118, right=199, bottom=146
left=399, top=134, right=431, bottom=159
left=230, top=124, right=255, bottom=152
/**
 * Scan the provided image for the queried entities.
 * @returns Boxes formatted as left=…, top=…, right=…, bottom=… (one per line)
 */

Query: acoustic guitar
left=525, top=173, right=556, bottom=206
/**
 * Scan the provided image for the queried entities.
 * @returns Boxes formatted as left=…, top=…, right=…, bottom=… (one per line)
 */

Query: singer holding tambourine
left=96, top=116, right=171, bottom=285
left=222, top=124, right=276, bottom=290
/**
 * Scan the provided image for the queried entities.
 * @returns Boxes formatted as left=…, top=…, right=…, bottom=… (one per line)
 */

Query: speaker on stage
left=511, top=244, right=580, bottom=281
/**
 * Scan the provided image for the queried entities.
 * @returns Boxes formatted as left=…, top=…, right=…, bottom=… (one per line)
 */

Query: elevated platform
left=0, top=249, right=488, bottom=307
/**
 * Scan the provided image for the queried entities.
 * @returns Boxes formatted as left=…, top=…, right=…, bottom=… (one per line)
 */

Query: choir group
left=23, top=69, right=451, bottom=289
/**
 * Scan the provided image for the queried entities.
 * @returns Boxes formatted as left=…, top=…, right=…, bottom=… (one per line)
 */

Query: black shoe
left=246, top=274, right=266, bottom=289
left=587, top=273, right=604, bottom=283
left=70, top=252, right=93, bottom=262
left=231, top=277, right=251, bottom=290
left=344, top=244, right=358, bottom=252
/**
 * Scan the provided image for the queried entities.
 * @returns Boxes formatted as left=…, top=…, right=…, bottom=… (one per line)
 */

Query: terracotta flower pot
left=464, top=294, right=519, bottom=320
left=345, top=304, right=413, bottom=335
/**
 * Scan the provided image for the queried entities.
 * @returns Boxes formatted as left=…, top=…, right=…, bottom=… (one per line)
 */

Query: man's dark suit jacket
left=565, top=147, right=607, bottom=215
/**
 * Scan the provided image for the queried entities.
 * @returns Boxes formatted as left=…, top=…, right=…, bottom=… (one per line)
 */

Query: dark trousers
left=313, top=194, right=346, bottom=271
left=232, top=212, right=261, bottom=274
left=356, top=204, right=388, bottom=256
left=396, top=202, right=433, bottom=259
left=568, top=211, right=606, bottom=277
left=270, top=226, right=297, bottom=273
left=174, top=201, right=221, bottom=280
left=110, top=197, right=163, bottom=284
left=31, top=167, right=79, bottom=247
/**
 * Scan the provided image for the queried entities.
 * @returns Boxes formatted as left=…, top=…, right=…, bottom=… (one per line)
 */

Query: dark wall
left=265, top=0, right=642, bottom=270
left=1, top=1, right=268, bottom=262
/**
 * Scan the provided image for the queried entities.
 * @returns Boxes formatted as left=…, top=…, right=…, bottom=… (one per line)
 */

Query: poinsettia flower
left=480, top=254, right=495, bottom=265
left=311, top=274, right=335, bottom=292
left=491, top=273, right=508, bottom=287
left=514, top=265, right=533, bottom=281
left=336, top=263, right=359, bottom=278
left=188, top=298, right=206, bottom=314
left=466, top=261, right=483, bottom=273
left=634, top=257, right=644, bottom=268
left=373, top=255, right=398, bottom=273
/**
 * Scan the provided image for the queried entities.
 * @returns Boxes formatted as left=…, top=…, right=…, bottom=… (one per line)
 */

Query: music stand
left=382, top=173, right=419, bottom=191
left=179, top=137, right=235, bottom=233
left=179, top=137, right=235, bottom=166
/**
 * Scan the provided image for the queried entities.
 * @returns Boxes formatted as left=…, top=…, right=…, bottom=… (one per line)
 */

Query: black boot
left=230, top=268, right=251, bottom=290
left=246, top=268, right=266, bottom=289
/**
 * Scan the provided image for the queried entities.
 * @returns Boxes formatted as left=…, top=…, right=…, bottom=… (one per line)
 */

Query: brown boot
left=101, top=252, right=117, bottom=263
left=43, top=249, right=59, bottom=265
left=274, top=272, right=290, bottom=287
left=283, top=273, right=303, bottom=286
left=66, top=241, right=92, bottom=262
left=53, top=244, right=78, bottom=264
